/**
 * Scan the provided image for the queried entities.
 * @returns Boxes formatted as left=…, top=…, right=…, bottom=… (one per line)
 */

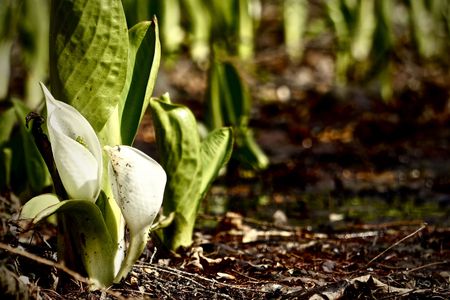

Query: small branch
left=367, top=223, right=427, bottom=266
left=137, top=262, right=271, bottom=294
left=404, top=260, right=450, bottom=274
left=0, top=242, right=125, bottom=300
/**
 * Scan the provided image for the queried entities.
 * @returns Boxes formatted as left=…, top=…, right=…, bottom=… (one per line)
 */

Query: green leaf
left=0, top=148, right=12, bottom=191
left=32, top=200, right=116, bottom=288
left=206, top=61, right=250, bottom=128
left=20, top=0, right=49, bottom=109
left=283, top=0, right=308, bottom=62
left=120, top=19, right=161, bottom=145
left=20, top=193, right=60, bottom=220
left=237, top=0, right=255, bottom=60
left=183, top=0, right=211, bottom=64
left=49, top=0, right=129, bottom=132
left=235, top=128, right=269, bottom=171
left=149, top=96, right=203, bottom=250
left=0, top=107, right=16, bottom=144
left=160, top=0, right=184, bottom=53
left=199, top=127, right=233, bottom=195
left=150, top=95, right=234, bottom=250
left=206, top=61, right=268, bottom=170
left=221, top=62, right=251, bottom=126
left=205, top=61, right=224, bottom=129
left=0, top=42, right=12, bottom=100
left=351, top=0, right=376, bottom=61
left=12, top=100, right=51, bottom=193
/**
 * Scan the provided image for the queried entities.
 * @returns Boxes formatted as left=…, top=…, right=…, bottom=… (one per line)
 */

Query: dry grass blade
left=367, top=223, right=427, bottom=266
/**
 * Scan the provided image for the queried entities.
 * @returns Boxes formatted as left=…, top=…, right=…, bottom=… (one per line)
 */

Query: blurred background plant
left=1, top=0, right=450, bottom=202
left=0, top=0, right=50, bottom=201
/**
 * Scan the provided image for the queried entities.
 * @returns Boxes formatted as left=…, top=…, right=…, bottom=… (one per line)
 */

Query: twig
left=0, top=242, right=126, bottom=300
left=367, top=223, right=427, bottom=266
left=404, top=260, right=450, bottom=274
left=137, top=263, right=271, bottom=294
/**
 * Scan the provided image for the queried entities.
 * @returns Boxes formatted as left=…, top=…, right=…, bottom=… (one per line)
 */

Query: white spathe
left=105, top=145, right=167, bottom=281
left=105, top=145, right=166, bottom=236
left=41, top=83, right=102, bottom=201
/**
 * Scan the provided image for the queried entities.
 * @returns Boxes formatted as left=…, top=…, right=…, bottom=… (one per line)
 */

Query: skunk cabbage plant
left=20, top=0, right=165, bottom=288
left=21, top=85, right=166, bottom=287
left=206, top=60, right=268, bottom=170
left=150, top=94, right=233, bottom=251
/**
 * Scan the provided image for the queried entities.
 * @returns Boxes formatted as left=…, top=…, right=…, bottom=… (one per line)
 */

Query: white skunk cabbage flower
left=104, top=145, right=166, bottom=280
left=38, top=83, right=167, bottom=284
left=41, top=83, right=102, bottom=201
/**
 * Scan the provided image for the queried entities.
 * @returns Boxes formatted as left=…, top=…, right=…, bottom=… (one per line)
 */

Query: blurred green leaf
left=206, top=61, right=268, bottom=170
left=160, top=0, right=184, bottom=53
left=235, top=128, right=269, bottom=171
left=0, top=107, right=16, bottom=144
left=0, top=148, right=12, bottom=192
left=182, top=0, right=211, bottom=64
left=238, top=0, right=255, bottom=60
left=0, top=42, right=12, bottom=100
left=283, top=0, right=308, bottom=62
left=20, top=0, right=49, bottom=109
left=409, top=0, right=444, bottom=59
left=350, top=0, right=376, bottom=61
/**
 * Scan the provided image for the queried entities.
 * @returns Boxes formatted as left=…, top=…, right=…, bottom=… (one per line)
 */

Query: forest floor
left=2, top=4, right=450, bottom=299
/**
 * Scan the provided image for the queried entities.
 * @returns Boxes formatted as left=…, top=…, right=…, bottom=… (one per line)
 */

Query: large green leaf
left=120, top=19, right=161, bottom=145
left=49, top=0, right=128, bottom=132
left=149, top=96, right=203, bottom=250
left=30, top=200, right=116, bottom=288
